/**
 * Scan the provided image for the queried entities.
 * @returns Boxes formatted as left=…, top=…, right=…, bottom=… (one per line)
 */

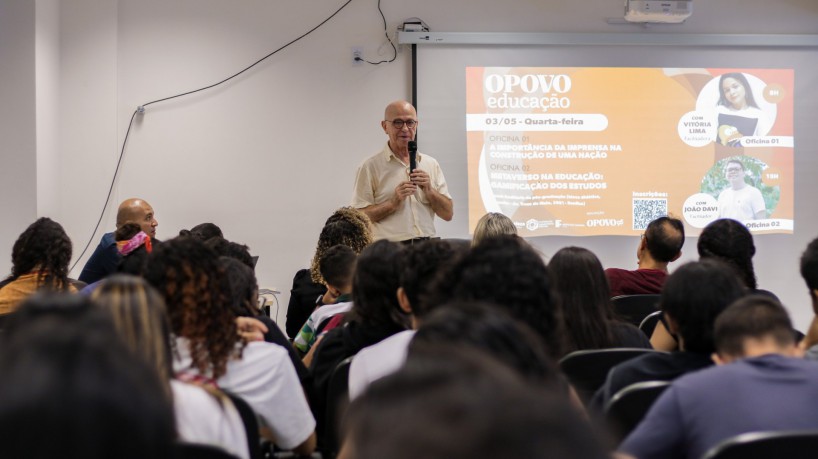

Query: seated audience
left=144, top=237, right=316, bottom=455
left=308, top=240, right=408, bottom=450
left=79, top=198, right=158, bottom=284
left=286, top=207, right=373, bottom=338
left=93, top=275, right=250, bottom=459
left=472, top=212, right=517, bottom=246
left=592, top=260, right=745, bottom=409
left=549, top=246, right=651, bottom=354
left=620, top=295, right=818, bottom=459
left=409, top=301, right=565, bottom=389
left=429, top=235, right=564, bottom=359
left=294, top=245, right=356, bottom=357
left=0, top=293, right=175, bottom=459
left=0, top=217, right=75, bottom=315
left=348, top=239, right=464, bottom=399
left=651, top=217, right=763, bottom=350
left=340, top=346, right=608, bottom=459
left=605, top=216, right=684, bottom=297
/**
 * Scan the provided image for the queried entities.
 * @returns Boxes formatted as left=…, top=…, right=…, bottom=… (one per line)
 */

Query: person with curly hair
left=427, top=235, right=564, bottom=360
left=0, top=217, right=75, bottom=315
left=144, top=237, right=316, bottom=455
left=285, top=207, right=373, bottom=338
left=92, top=274, right=250, bottom=459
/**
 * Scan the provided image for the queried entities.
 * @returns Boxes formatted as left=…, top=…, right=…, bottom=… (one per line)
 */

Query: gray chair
left=638, top=310, right=664, bottom=338
left=559, top=348, right=662, bottom=405
left=604, top=380, right=671, bottom=443
left=701, top=430, right=818, bottom=459
left=611, top=294, right=661, bottom=327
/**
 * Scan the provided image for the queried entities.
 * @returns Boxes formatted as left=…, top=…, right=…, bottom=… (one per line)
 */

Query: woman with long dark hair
left=549, top=246, right=651, bottom=355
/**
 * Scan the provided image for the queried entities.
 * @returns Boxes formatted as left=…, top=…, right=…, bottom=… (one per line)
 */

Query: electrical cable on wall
left=356, top=0, right=397, bottom=65
left=70, top=0, right=360, bottom=271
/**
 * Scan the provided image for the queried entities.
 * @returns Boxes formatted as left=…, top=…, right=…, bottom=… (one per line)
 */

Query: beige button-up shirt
left=352, top=143, right=451, bottom=241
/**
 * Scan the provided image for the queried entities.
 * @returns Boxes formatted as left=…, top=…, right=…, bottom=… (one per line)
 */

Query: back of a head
left=800, top=237, right=818, bottom=294
left=310, top=208, right=373, bottom=284
left=472, top=212, right=518, bottom=247
left=400, top=239, right=467, bottom=319
left=115, top=223, right=154, bottom=276
left=219, top=256, right=259, bottom=317
left=319, top=245, right=357, bottom=290
left=9, top=217, right=72, bottom=289
left=344, top=347, right=606, bottom=459
left=143, top=237, right=237, bottom=379
left=350, top=240, right=406, bottom=329
left=0, top=293, right=175, bottom=459
left=431, top=235, right=561, bottom=358
left=205, top=237, right=254, bottom=270
left=698, top=218, right=757, bottom=289
left=92, top=274, right=174, bottom=385
left=715, top=295, right=795, bottom=358
left=548, top=246, right=615, bottom=353
left=410, top=301, right=559, bottom=384
left=185, top=222, right=223, bottom=241
left=661, top=260, right=746, bottom=354
left=644, top=216, right=685, bottom=262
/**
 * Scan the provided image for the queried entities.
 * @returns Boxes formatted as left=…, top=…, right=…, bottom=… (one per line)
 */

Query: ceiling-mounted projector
left=624, top=0, right=692, bottom=24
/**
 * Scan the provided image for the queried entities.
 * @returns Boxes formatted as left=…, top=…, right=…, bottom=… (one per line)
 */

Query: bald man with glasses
left=352, top=100, right=453, bottom=243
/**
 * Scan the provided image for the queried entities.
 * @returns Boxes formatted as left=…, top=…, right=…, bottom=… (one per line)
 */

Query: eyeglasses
left=726, top=167, right=743, bottom=173
left=386, top=119, right=418, bottom=129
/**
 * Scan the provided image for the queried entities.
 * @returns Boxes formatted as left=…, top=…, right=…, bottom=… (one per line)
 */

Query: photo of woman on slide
left=715, top=72, right=771, bottom=146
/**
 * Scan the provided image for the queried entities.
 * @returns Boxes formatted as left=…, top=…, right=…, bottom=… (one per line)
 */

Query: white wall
left=2, top=0, right=818, bottom=330
left=0, top=0, right=37, bottom=273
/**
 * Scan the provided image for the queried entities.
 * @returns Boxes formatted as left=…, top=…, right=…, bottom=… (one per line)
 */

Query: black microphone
left=408, top=141, right=417, bottom=173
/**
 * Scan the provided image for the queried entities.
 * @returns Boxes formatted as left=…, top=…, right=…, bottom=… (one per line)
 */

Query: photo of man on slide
left=718, top=159, right=766, bottom=220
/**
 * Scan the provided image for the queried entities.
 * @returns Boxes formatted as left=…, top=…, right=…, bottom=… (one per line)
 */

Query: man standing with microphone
left=352, top=100, right=453, bottom=243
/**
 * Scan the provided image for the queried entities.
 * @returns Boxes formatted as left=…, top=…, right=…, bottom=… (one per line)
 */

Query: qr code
left=632, top=198, right=667, bottom=230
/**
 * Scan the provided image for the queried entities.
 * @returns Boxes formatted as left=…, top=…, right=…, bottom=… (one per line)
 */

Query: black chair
left=559, top=348, right=661, bottom=404
left=611, top=294, right=661, bottom=327
left=604, top=380, right=671, bottom=443
left=174, top=442, right=241, bottom=459
left=638, top=310, right=663, bottom=338
left=323, top=356, right=353, bottom=459
left=223, top=392, right=263, bottom=459
left=700, top=430, right=818, bottom=459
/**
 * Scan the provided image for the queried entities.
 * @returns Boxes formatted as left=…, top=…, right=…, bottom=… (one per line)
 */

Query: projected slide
left=466, top=67, right=794, bottom=236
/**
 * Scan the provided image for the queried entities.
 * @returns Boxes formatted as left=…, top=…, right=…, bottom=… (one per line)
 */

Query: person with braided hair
left=697, top=218, right=758, bottom=290
left=0, top=217, right=75, bottom=315
left=144, top=237, right=316, bottom=455
left=649, top=218, right=773, bottom=351
left=285, top=207, right=373, bottom=338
